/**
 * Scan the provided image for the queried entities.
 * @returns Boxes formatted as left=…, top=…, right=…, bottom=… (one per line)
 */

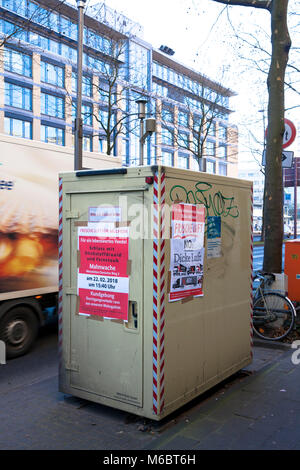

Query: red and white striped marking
left=58, top=177, right=63, bottom=372
left=152, top=169, right=166, bottom=415
left=159, top=170, right=166, bottom=413
left=250, top=185, right=254, bottom=358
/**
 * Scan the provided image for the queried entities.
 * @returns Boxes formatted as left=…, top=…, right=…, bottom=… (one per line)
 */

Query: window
left=5, top=82, right=32, bottom=110
left=61, top=44, right=77, bottom=62
left=98, top=81, right=116, bottom=104
left=83, top=135, right=92, bottom=152
left=41, top=62, right=64, bottom=87
left=48, top=39, right=59, bottom=55
left=2, top=0, right=26, bottom=16
left=48, top=12, right=59, bottom=33
left=72, top=72, right=93, bottom=97
left=41, top=92, right=64, bottom=119
left=207, top=121, right=216, bottom=137
left=178, top=131, right=189, bottom=149
left=161, top=127, right=173, bottom=146
left=99, top=137, right=107, bottom=154
left=206, top=140, right=215, bottom=157
left=178, top=109, right=189, bottom=128
left=82, top=104, right=93, bottom=126
left=219, top=125, right=227, bottom=141
left=193, top=114, right=203, bottom=133
left=60, top=16, right=77, bottom=41
left=72, top=102, right=93, bottom=126
left=206, top=160, right=216, bottom=174
left=161, top=105, right=174, bottom=123
left=30, top=4, right=50, bottom=27
left=161, top=150, right=173, bottom=167
left=219, top=145, right=227, bottom=160
left=4, top=48, right=32, bottom=77
left=177, top=153, right=189, bottom=169
left=28, top=31, right=60, bottom=55
left=71, top=133, right=92, bottom=151
left=219, top=162, right=227, bottom=176
left=41, top=124, right=64, bottom=146
left=98, top=108, right=114, bottom=127
left=4, top=116, right=31, bottom=139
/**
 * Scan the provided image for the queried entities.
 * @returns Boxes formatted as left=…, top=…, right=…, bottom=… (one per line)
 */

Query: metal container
left=59, top=165, right=253, bottom=421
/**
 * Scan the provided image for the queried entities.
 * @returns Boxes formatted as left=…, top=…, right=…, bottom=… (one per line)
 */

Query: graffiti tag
left=169, top=182, right=239, bottom=219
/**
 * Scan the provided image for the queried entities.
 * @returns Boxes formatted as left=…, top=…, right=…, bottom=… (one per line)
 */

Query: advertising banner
left=169, top=203, right=205, bottom=302
left=77, top=223, right=129, bottom=320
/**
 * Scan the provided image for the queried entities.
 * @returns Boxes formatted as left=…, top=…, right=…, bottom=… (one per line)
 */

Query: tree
left=67, top=11, right=146, bottom=158
left=159, top=79, right=233, bottom=171
left=209, top=0, right=291, bottom=273
left=0, top=1, right=68, bottom=48
left=89, top=35, right=141, bottom=157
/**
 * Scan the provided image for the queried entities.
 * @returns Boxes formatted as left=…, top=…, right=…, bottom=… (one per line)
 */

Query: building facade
left=0, top=0, right=238, bottom=176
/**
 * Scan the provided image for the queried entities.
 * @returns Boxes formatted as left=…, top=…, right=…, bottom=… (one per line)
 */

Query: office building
left=0, top=0, right=238, bottom=175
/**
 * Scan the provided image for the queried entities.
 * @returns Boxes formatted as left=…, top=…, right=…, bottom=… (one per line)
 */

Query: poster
left=169, top=203, right=205, bottom=302
left=77, top=222, right=129, bottom=320
left=207, top=216, right=222, bottom=258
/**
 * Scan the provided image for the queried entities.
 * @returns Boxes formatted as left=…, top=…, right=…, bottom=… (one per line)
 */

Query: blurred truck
left=0, top=135, right=121, bottom=358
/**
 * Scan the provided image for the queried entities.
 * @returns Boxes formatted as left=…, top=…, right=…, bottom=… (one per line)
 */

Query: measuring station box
left=284, top=240, right=300, bottom=302
left=58, top=165, right=253, bottom=420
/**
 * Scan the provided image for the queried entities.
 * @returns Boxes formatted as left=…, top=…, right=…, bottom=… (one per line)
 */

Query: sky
left=71, top=0, right=300, bottom=170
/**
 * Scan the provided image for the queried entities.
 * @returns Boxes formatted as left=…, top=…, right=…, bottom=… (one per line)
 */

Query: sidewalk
left=0, top=340, right=299, bottom=450
left=146, top=341, right=300, bottom=450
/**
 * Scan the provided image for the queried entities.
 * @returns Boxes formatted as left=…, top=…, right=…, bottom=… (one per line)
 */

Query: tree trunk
left=210, top=0, right=291, bottom=273
left=263, top=0, right=291, bottom=273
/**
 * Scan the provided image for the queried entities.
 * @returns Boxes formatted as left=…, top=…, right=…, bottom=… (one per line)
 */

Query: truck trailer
left=0, top=134, right=121, bottom=358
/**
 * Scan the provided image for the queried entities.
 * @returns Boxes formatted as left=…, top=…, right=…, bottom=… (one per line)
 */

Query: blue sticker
left=207, top=216, right=221, bottom=239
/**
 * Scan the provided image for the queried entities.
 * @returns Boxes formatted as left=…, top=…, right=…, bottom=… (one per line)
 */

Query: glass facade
left=72, top=73, right=93, bottom=97
left=41, top=61, right=64, bottom=87
left=219, top=162, right=227, bottom=176
left=72, top=102, right=93, bottom=126
left=177, top=152, right=189, bottom=169
left=41, top=124, right=64, bottom=145
left=206, top=160, right=216, bottom=174
left=161, top=150, right=173, bottom=167
left=5, top=82, right=32, bottom=110
left=41, top=92, right=64, bottom=119
left=4, top=48, right=32, bottom=77
left=178, top=109, right=189, bottom=128
left=0, top=1, right=236, bottom=174
left=4, top=116, right=31, bottom=138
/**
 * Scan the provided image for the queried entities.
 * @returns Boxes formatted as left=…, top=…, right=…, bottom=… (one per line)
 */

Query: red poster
left=169, top=203, right=205, bottom=302
left=77, top=224, right=129, bottom=320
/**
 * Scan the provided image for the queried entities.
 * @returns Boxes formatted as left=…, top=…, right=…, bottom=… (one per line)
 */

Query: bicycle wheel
left=253, top=292, right=295, bottom=341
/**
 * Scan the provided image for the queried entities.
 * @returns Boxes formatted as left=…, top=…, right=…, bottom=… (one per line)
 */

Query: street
left=253, top=240, right=286, bottom=273
left=0, top=316, right=292, bottom=451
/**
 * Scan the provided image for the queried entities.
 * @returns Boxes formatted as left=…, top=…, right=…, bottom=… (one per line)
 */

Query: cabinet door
left=66, top=189, right=144, bottom=407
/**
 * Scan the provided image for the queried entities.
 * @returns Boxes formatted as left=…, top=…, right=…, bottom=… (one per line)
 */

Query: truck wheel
left=0, top=306, right=39, bottom=359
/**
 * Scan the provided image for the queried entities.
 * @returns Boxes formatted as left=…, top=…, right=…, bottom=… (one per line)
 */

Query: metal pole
left=139, top=118, right=144, bottom=166
left=74, top=0, right=86, bottom=171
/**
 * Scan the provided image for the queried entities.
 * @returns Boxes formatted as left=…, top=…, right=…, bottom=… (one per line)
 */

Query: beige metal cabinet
left=59, top=166, right=253, bottom=420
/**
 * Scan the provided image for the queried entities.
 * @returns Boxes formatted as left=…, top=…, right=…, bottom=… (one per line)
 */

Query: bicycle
left=252, top=271, right=296, bottom=341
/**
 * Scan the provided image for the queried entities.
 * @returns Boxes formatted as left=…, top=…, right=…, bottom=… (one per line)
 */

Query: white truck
left=0, top=135, right=121, bottom=358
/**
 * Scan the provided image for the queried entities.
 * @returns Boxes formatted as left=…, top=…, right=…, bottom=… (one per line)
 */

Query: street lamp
left=136, top=99, right=156, bottom=166
left=74, top=0, right=86, bottom=171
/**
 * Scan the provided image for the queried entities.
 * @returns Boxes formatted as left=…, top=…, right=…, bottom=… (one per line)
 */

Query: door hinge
left=65, top=287, right=77, bottom=295
left=65, top=362, right=79, bottom=372
left=65, top=210, right=80, bottom=219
